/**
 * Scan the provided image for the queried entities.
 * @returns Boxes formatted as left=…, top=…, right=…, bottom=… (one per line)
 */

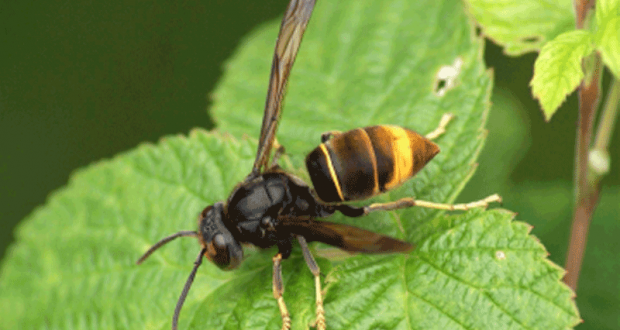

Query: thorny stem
left=563, top=0, right=604, bottom=292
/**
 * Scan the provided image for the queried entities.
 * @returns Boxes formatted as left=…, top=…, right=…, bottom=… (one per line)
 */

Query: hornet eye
left=213, top=234, right=227, bottom=249
left=206, top=234, right=231, bottom=269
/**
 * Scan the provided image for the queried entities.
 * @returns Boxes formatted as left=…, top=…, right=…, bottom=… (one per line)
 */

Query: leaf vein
left=128, top=160, right=209, bottom=203
left=405, top=286, right=470, bottom=330
left=417, top=254, right=577, bottom=321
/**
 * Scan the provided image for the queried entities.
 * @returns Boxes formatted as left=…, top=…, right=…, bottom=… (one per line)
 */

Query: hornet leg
left=269, top=138, right=297, bottom=172
left=332, top=194, right=501, bottom=217
left=273, top=253, right=291, bottom=330
left=363, top=194, right=502, bottom=215
left=297, top=236, right=326, bottom=330
left=269, top=138, right=286, bottom=169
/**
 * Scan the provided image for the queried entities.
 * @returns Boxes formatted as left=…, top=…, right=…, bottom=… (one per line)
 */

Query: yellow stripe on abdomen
left=319, top=144, right=345, bottom=201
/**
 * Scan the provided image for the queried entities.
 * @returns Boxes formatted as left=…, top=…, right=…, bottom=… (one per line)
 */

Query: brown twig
left=563, top=0, right=602, bottom=291
left=574, top=0, right=595, bottom=29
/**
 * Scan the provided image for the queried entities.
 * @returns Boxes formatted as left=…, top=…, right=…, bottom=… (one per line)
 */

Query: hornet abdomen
left=305, top=125, right=440, bottom=203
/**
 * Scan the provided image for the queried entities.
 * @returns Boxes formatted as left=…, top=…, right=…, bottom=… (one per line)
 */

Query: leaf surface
left=595, top=0, right=620, bottom=78
left=326, top=210, right=579, bottom=330
left=530, top=30, right=594, bottom=120
left=464, top=0, right=574, bottom=56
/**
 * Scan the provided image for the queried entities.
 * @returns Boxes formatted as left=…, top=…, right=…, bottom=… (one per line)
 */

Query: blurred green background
left=1, top=0, right=618, bottom=329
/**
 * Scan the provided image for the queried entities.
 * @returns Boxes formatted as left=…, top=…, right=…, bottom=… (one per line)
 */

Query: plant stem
left=574, top=0, right=595, bottom=29
left=563, top=0, right=602, bottom=292
left=565, top=55, right=602, bottom=291
left=564, top=57, right=603, bottom=291
left=565, top=78, right=620, bottom=291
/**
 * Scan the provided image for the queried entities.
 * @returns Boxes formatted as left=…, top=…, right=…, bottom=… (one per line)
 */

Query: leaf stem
left=593, top=78, right=620, bottom=153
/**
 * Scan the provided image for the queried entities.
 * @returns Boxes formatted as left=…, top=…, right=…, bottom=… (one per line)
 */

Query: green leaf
left=0, top=131, right=257, bottom=330
left=0, top=0, right=580, bottom=329
left=0, top=134, right=581, bottom=329
left=464, top=0, right=575, bottom=56
left=595, top=0, right=620, bottom=24
left=596, top=16, right=620, bottom=78
left=492, top=183, right=620, bottom=330
left=595, top=0, right=620, bottom=78
left=530, top=30, right=595, bottom=121
left=327, top=210, right=579, bottom=330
